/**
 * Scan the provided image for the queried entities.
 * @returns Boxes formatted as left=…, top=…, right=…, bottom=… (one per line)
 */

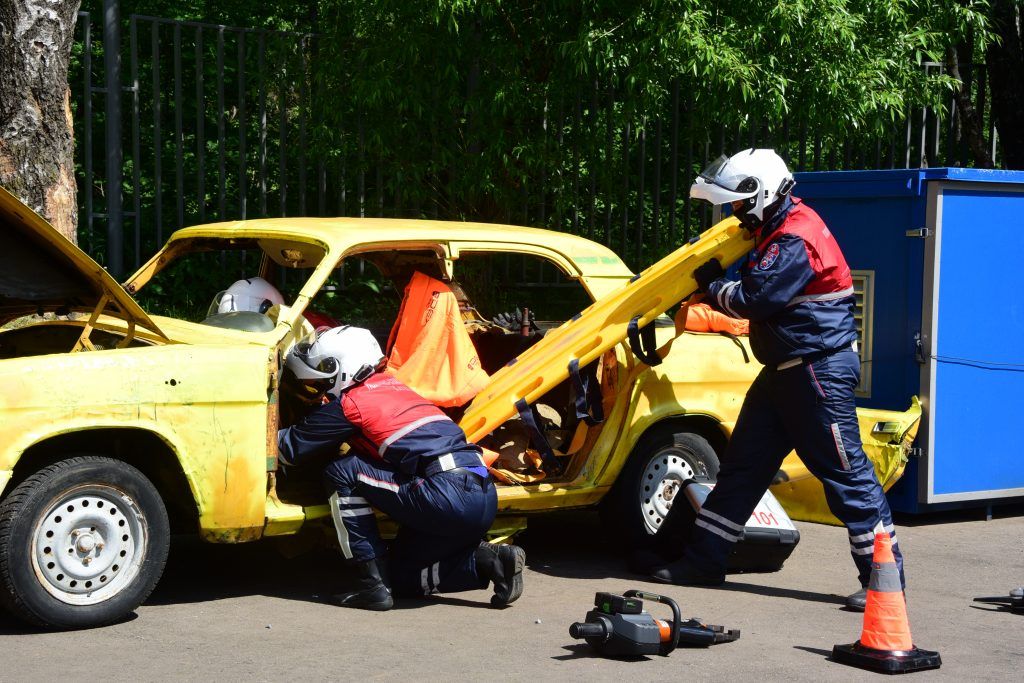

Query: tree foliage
left=309, top=1, right=996, bottom=225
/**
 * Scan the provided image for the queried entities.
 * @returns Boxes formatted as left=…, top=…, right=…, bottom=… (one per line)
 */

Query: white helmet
left=210, top=277, right=284, bottom=316
left=285, top=326, right=385, bottom=398
left=690, top=148, right=795, bottom=227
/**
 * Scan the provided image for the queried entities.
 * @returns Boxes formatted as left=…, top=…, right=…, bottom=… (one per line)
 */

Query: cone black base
left=832, top=641, right=941, bottom=674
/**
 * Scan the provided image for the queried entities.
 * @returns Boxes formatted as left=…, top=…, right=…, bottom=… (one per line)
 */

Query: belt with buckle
left=423, top=452, right=486, bottom=477
left=776, top=340, right=858, bottom=371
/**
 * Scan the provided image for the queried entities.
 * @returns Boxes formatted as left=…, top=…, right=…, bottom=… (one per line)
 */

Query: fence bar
left=103, top=0, right=123, bottom=276
left=357, top=118, right=365, bottom=217
left=128, top=15, right=140, bottom=268
left=173, top=23, right=183, bottom=230
left=318, top=160, right=326, bottom=217
left=258, top=33, right=267, bottom=216
left=152, top=22, right=162, bottom=244
left=620, top=121, right=630, bottom=259
left=669, top=80, right=679, bottom=245
left=636, top=125, right=645, bottom=265
left=195, top=27, right=205, bottom=222
left=554, top=99, right=565, bottom=234
left=238, top=31, right=247, bottom=220
left=299, top=36, right=308, bottom=215
left=216, top=27, right=225, bottom=219
left=279, top=62, right=288, bottom=216
left=376, top=159, right=383, bottom=217
left=652, top=118, right=661, bottom=255
left=587, top=80, right=598, bottom=239
left=681, top=100, right=692, bottom=241
left=798, top=118, right=807, bottom=171
left=918, top=105, right=927, bottom=167
left=571, top=95, right=580, bottom=235
left=604, top=85, right=614, bottom=245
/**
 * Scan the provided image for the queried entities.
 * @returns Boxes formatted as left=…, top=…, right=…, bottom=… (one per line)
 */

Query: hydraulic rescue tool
left=973, top=587, right=1024, bottom=613
left=568, top=590, right=739, bottom=658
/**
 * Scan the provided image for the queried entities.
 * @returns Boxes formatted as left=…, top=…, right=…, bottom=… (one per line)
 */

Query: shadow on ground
left=1, top=508, right=843, bottom=631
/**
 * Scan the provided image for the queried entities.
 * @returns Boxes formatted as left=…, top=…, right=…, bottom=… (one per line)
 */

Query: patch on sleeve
left=758, top=243, right=781, bottom=270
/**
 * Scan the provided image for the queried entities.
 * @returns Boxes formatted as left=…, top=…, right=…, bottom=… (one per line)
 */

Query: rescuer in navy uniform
left=278, top=325, right=525, bottom=611
left=652, top=149, right=903, bottom=612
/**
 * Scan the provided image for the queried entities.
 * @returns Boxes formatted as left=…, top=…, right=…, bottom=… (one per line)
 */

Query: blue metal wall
left=793, top=170, right=928, bottom=410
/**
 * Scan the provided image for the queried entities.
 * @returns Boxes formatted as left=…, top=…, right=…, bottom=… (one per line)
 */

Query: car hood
left=0, top=186, right=164, bottom=337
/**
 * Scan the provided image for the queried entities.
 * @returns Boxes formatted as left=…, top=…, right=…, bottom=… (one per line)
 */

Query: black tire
left=600, top=426, right=720, bottom=549
left=0, top=456, right=170, bottom=630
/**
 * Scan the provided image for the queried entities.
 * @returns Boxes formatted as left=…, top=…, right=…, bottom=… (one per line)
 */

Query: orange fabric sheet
left=386, top=271, right=490, bottom=408
left=684, top=302, right=749, bottom=336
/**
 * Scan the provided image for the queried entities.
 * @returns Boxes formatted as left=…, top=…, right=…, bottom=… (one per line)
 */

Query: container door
left=920, top=180, right=1024, bottom=504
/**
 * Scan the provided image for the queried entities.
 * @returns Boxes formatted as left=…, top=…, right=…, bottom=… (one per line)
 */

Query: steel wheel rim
left=639, top=448, right=699, bottom=534
left=31, top=485, right=148, bottom=606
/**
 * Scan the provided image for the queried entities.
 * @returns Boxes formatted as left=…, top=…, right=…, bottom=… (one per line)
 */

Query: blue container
left=792, top=168, right=1024, bottom=512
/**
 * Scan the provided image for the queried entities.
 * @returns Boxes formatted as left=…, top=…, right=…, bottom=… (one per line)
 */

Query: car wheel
left=0, top=456, right=169, bottom=630
left=601, top=427, right=720, bottom=546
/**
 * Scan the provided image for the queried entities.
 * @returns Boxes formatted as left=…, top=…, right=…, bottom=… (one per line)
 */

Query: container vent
left=851, top=270, right=875, bottom=398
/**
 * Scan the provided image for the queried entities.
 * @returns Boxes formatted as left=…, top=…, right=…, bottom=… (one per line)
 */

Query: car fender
left=0, top=344, right=271, bottom=540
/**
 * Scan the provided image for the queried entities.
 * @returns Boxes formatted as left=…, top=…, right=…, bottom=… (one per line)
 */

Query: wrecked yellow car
left=0, top=187, right=918, bottom=628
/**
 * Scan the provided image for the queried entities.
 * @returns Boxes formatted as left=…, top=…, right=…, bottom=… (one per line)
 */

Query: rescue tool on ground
left=568, top=590, right=739, bottom=658
left=973, top=587, right=1024, bottom=614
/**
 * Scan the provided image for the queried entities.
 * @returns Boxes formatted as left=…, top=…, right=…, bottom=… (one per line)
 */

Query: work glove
left=693, top=258, right=725, bottom=292
left=493, top=308, right=540, bottom=334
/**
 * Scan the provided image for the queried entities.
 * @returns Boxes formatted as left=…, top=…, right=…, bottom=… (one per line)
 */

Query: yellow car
left=0, top=187, right=918, bottom=628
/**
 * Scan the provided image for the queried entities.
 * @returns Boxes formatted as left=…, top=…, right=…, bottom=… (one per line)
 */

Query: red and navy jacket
left=277, top=373, right=485, bottom=476
left=705, top=197, right=858, bottom=368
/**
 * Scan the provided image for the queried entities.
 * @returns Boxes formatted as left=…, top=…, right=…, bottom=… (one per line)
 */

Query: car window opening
left=273, top=247, right=610, bottom=506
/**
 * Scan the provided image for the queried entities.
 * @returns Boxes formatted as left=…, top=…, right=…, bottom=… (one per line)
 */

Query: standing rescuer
left=277, top=325, right=526, bottom=611
left=652, top=149, right=904, bottom=611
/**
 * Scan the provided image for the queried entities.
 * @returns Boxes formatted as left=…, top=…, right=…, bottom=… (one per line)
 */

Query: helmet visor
left=208, top=291, right=276, bottom=317
left=287, top=341, right=340, bottom=389
left=698, top=155, right=747, bottom=192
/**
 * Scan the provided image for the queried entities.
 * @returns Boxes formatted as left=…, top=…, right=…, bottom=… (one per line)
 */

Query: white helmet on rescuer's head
left=210, top=277, right=284, bottom=316
left=285, top=326, right=386, bottom=398
left=690, top=148, right=795, bottom=227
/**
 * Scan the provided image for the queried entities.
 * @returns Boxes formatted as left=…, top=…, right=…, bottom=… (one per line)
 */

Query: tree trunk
left=987, top=0, right=1024, bottom=169
left=0, top=0, right=82, bottom=242
left=945, top=46, right=993, bottom=168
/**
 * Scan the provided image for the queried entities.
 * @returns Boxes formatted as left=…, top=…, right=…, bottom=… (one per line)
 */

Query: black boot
left=845, top=587, right=867, bottom=612
left=331, top=559, right=394, bottom=611
left=649, top=558, right=725, bottom=587
left=475, top=542, right=526, bottom=607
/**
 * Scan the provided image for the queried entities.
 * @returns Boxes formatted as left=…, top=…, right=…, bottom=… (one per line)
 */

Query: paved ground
left=2, top=506, right=1022, bottom=681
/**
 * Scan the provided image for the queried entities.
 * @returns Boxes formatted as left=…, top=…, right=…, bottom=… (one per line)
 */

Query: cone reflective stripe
left=832, top=527, right=940, bottom=674
left=859, top=531, right=912, bottom=651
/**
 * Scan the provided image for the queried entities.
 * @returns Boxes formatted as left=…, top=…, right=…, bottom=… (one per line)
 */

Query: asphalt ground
left=2, top=506, right=1022, bottom=681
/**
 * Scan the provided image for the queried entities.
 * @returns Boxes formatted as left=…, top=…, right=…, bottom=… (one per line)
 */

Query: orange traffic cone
left=832, top=525, right=941, bottom=674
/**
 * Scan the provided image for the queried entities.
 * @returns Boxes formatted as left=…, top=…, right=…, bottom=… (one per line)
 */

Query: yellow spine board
left=460, top=217, right=753, bottom=443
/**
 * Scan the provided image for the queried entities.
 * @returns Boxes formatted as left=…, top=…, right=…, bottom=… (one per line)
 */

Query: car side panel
left=0, top=344, right=272, bottom=541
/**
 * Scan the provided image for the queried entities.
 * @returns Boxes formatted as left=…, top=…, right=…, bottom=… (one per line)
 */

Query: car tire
left=0, top=456, right=169, bottom=630
left=601, top=427, right=720, bottom=548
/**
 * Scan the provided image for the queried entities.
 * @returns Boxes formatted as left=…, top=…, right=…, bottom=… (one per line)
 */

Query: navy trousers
left=323, top=453, right=497, bottom=597
left=681, top=349, right=904, bottom=588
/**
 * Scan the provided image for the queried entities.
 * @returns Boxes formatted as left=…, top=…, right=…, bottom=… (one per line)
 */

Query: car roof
left=166, top=217, right=634, bottom=277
